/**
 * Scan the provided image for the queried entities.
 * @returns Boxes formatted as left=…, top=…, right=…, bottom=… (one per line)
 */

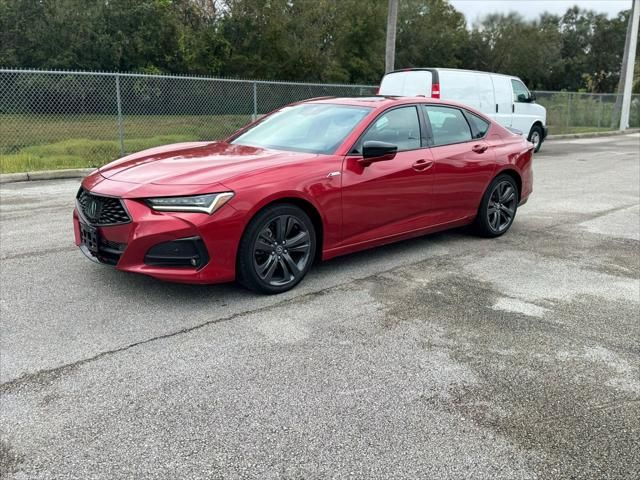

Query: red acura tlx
left=74, top=96, right=534, bottom=293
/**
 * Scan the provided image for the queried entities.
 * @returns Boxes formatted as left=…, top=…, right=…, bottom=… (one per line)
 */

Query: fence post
left=252, top=82, right=258, bottom=121
left=598, top=95, right=603, bottom=129
left=115, top=74, right=125, bottom=156
left=566, top=93, right=572, bottom=131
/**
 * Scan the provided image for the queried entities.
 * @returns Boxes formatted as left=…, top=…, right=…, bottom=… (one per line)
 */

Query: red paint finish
left=74, top=96, right=534, bottom=284
left=340, top=148, right=433, bottom=247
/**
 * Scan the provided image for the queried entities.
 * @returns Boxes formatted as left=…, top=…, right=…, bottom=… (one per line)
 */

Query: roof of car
left=306, top=96, right=446, bottom=108
left=301, top=95, right=494, bottom=124
left=305, top=95, right=475, bottom=111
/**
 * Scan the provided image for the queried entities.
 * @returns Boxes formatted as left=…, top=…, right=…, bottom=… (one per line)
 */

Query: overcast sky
left=449, top=0, right=633, bottom=26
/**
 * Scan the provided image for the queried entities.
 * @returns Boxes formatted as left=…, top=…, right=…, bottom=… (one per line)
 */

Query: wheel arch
left=495, top=168, right=522, bottom=202
left=238, top=194, right=325, bottom=264
left=528, top=121, right=544, bottom=138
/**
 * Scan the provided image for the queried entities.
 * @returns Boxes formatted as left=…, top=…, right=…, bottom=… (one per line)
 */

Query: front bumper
left=74, top=194, right=245, bottom=284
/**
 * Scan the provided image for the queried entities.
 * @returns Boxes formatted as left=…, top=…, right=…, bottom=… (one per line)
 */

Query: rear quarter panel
left=489, top=129, right=534, bottom=202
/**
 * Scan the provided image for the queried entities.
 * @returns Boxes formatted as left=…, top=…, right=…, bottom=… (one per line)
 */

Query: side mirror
left=361, top=141, right=398, bottom=161
left=530, top=92, right=536, bottom=102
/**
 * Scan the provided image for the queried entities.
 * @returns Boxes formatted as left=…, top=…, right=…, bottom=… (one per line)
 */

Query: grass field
left=0, top=114, right=251, bottom=173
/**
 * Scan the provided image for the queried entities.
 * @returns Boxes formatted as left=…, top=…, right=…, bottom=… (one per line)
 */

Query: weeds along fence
left=0, top=69, right=376, bottom=173
left=0, top=69, right=638, bottom=173
left=535, top=90, right=640, bottom=134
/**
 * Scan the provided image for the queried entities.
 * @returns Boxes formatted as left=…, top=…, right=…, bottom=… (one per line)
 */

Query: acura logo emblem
left=86, top=198, right=99, bottom=220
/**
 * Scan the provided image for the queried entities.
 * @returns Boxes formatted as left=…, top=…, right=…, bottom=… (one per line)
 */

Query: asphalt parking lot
left=1, top=134, right=639, bottom=479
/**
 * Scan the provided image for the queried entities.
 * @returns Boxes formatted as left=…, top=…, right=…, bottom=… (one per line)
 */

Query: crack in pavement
left=534, top=398, right=640, bottom=425
left=0, top=273, right=365, bottom=393
left=0, top=246, right=76, bottom=261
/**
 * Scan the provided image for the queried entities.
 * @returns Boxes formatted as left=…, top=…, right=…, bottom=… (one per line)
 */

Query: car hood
left=99, top=141, right=314, bottom=185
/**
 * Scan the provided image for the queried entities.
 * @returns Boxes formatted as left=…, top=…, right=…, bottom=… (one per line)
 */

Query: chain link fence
left=0, top=69, right=376, bottom=173
left=1, top=69, right=638, bottom=173
left=534, top=90, right=640, bottom=135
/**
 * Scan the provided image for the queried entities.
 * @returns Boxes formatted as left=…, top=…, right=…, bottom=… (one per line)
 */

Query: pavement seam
left=1, top=246, right=76, bottom=261
left=0, top=249, right=460, bottom=392
left=0, top=274, right=370, bottom=392
left=514, top=201, right=640, bottom=236
left=534, top=398, right=640, bottom=424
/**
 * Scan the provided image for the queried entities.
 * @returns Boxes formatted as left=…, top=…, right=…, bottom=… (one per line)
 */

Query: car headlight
left=146, top=192, right=234, bottom=215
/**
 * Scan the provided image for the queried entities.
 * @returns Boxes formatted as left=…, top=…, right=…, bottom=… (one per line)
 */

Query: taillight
left=375, top=86, right=380, bottom=95
left=431, top=83, right=440, bottom=98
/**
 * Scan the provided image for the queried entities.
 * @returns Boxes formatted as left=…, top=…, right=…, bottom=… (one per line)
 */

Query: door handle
left=472, top=144, right=488, bottom=154
left=412, top=159, right=434, bottom=171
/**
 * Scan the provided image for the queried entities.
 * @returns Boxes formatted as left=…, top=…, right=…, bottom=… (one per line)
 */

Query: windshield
left=231, top=104, right=372, bottom=154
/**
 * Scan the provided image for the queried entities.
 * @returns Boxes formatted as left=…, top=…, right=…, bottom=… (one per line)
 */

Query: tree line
left=1, top=0, right=637, bottom=93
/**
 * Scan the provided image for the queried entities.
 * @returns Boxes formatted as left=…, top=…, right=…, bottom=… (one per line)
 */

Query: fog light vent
left=144, top=237, right=209, bottom=269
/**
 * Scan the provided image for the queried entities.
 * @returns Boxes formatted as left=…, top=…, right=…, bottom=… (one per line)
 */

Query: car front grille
left=77, top=188, right=131, bottom=226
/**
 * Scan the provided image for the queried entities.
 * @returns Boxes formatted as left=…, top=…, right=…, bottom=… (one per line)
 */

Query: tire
left=237, top=204, right=316, bottom=294
left=528, top=124, right=544, bottom=153
left=474, top=174, right=519, bottom=238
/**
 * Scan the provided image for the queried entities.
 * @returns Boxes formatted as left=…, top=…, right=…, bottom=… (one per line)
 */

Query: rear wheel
left=528, top=125, right=543, bottom=153
left=237, top=204, right=316, bottom=294
left=475, top=174, right=519, bottom=238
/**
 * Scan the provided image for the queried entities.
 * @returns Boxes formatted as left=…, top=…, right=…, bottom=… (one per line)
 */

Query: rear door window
left=423, top=106, right=472, bottom=146
left=465, top=112, right=491, bottom=139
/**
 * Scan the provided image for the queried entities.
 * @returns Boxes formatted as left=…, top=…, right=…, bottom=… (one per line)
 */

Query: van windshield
left=231, top=104, right=372, bottom=154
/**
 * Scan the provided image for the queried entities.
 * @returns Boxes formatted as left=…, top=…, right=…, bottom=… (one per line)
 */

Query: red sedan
left=74, top=96, right=533, bottom=293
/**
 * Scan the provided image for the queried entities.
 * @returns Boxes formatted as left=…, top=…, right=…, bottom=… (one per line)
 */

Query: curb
left=0, top=168, right=95, bottom=185
left=547, top=128, right=640, bottom=140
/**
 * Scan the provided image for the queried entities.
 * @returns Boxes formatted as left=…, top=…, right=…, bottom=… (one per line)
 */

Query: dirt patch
left=368, top=267, right=640, bottom=478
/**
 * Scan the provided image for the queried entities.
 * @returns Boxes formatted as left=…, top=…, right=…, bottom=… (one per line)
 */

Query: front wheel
left=474, top=174, right=519, bottom=238
left=237, top=204, right=316, bottom=294
left=528, top=125, right=544, bottom=153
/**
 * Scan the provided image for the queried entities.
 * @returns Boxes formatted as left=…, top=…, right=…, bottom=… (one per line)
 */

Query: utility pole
left=385, top=0, right=399, bottom=73
left=619, top=0, right=639, bottom=130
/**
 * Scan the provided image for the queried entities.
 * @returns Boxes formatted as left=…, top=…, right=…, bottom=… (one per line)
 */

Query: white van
left=378, top=68, right=548, bottom=152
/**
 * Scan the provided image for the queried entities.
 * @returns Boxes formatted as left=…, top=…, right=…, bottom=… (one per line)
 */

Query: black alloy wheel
left=487, top=180, right=517, bottom=233
left=475, top=174, right=519, bottom=237
left=238, top=204, right=316, bottom=294
left=529, top=125, right=543, bottom=153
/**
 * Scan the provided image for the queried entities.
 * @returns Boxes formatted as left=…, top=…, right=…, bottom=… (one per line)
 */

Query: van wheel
left=528, top=125, right=543, bottom=153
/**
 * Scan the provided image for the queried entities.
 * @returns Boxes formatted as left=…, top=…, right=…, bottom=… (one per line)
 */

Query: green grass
left=0, top=114, right=251, bottom=174
left=0, top=136, right=201, bottom=173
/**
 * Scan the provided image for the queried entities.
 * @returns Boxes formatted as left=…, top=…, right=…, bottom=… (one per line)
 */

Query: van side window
left=423, top=106, right=472, bottom=146
left=359, top=106, right=421, bottom=152
left=511, top=79, right=531, bottom=103
left=465, top=112, right=490, bottom=139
